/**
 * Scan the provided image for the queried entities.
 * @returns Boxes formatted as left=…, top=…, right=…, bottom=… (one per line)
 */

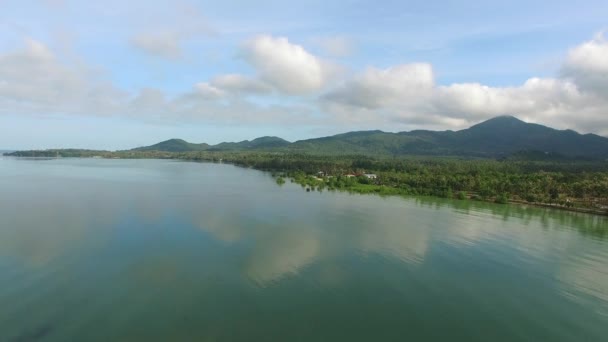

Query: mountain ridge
left=125, top=116, right=608, bottom=159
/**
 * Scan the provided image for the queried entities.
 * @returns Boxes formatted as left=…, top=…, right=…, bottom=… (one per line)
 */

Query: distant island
left=5, top=116, right=608, bottom=215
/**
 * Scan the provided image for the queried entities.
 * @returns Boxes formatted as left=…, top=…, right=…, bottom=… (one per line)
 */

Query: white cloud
left=324, top=63, right=434, bottom=109
left=564, top=32, right=608, bottom=73
left=0, top=39, right=305, bottom=126
left=432, top=76, right=606, bottom=134
left=172, top=92, right=314, bottom=127
left=199, top=35, right=340, bottom=96
left=320, top=33, right=608, bottom=135
left=2, top=32, right=608, bottom=137
left=242, top=35, right=334, bottom=94
left=131, top=32, right=182, bottom=59
left=320, top=63, right=443, bottom=129
left=561, top=32, right=608, bottom=97
left=0, top=38, right=126, bottom=116
left=193, top=82, right=225, bottom=99
left=129, top=88, right=168, bottom=119
left=434, top=78, right=584, bottom=119
left=128, top=1, right=215, bottom=60
left=209, top=74, right=273, bottom=95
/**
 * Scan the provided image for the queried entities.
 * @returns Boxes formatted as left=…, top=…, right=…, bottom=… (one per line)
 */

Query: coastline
left=4, top=153, right=608, bottom=217
left=507, top=199, right=608, bottom=217
left=284, top=175, right=608, bottom=217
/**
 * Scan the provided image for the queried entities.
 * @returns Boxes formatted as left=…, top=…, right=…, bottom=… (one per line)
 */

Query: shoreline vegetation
left=5, top=149, right=608, bottom=217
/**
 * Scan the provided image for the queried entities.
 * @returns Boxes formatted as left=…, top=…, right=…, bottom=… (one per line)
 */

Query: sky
left=0, top=0, right=607, bottom=150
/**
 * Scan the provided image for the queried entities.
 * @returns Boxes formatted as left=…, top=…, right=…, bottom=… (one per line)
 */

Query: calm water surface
left=1, top=157, right=607, bottom=341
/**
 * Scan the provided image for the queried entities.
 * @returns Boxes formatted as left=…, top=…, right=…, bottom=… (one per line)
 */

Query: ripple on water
left=557, top=248, right=608, bottom=315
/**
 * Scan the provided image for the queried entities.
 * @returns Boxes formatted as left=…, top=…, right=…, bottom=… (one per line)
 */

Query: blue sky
left=1, top=0, right=607, bottom=149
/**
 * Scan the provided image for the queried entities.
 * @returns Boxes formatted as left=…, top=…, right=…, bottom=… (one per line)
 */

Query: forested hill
left=132, top=136, right=289, bottom=153
left=133, top=139, right=210, bottom=152
left=129, top=116, right=608, bottom=159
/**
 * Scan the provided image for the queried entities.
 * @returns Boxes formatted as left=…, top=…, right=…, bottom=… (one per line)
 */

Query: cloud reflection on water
left=1, top=159, right=607, bottom=313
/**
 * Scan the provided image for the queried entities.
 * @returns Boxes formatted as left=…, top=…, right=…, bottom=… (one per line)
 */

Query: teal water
left=0, top=157, right=607, bottom=341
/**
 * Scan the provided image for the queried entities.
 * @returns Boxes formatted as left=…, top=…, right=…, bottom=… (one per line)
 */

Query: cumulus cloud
left=0, top=38, right=315, bottom=127
left=0, top=38, right=126, bottom=116
left=432, top=77, right=606, bottom=134
left=2, top=32, right=608, bottom=136
left=198, top=35, right=340, bottom=96
left=324, top=63, right=434, bottom=109
left=434, top=78, right=585, bottom=119
left=320, top=63, right=445, bottom=128
left=242, top=35, right=335, bottom=94
left=561, top=32, right=608, bottom=97
left=320, top=33, right=608, bottom=135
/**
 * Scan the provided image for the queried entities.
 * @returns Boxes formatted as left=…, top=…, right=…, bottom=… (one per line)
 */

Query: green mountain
left=430, top=116, right=608, bottom=157
left=133, top=139, right=210, bottom=152
left=132, top=136, right=290, bottom=152
left=208, top=136, right=290, bottom=151
left=132, top=116, right=608, bottom=159
left=289, top=116, right=608, bottom=159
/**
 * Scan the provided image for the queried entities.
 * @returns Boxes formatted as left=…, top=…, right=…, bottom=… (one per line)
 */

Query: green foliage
left=495, top=193, right=509, bottom=204
left=133, top=139, right=209, bottom=152
left=525, top=194, right=537, bottom=203
left=130, top=136, right=289, bottom=153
